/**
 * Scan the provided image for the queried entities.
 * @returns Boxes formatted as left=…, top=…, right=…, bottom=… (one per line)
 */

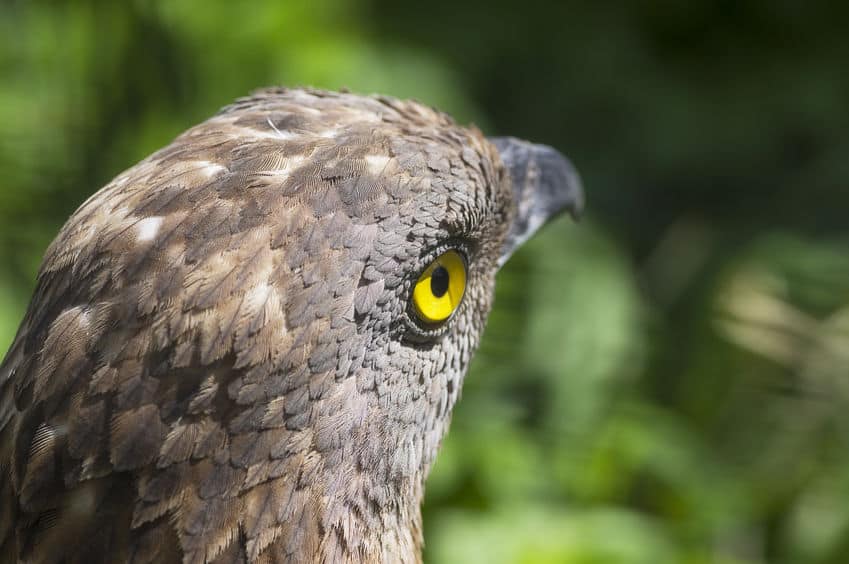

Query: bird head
left=0, top=88, right=582, bottom=562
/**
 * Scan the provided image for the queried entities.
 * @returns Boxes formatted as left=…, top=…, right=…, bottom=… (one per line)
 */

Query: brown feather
left=0, top=87, right=514, bottom=563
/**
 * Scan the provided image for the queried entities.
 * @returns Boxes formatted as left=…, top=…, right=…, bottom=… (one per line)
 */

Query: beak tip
left=489, top=136, right=585, bottom=265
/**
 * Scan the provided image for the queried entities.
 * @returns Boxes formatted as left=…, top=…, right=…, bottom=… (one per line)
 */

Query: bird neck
left=293, top=374, right=448, bottom=562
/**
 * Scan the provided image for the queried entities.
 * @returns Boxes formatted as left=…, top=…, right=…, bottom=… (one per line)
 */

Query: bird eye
left=412, top=250, right=467, bottom=324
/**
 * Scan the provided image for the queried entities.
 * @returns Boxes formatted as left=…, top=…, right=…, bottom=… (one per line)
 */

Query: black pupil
left=431, top=266, right=450, bottom=298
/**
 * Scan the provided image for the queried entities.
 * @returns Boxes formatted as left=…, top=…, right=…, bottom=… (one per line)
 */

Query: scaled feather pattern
left=0, top=87, right=579, bottom=563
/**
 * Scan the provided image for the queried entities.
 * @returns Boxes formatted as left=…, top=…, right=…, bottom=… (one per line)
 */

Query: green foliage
left=1, top=1, right=847, bottom=562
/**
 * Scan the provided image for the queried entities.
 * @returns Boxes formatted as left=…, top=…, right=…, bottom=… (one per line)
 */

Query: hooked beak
left=490, top=137, right=584, bottom=267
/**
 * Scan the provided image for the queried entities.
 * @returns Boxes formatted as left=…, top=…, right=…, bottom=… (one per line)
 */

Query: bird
left=0, top=87, right=582, bottom=563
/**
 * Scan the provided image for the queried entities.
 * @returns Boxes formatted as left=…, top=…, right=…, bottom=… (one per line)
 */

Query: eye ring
left=411, top=249, right=467, bottom=325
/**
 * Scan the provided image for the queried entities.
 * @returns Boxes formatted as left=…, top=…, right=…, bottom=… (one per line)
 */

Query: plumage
left=0, top=87, right=582, bottom=563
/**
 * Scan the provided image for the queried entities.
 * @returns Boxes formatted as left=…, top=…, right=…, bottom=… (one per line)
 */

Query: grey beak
left=490, top=137, right=584, bottom=266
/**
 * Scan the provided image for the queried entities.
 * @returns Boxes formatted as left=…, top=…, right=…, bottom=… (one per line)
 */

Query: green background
left=2, top=1, right=849, bottom=562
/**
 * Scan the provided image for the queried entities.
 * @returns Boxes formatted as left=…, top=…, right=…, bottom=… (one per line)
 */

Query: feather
left=109, top=405, right=167, bottom=471
left=0, top=86, right=522, bottom=563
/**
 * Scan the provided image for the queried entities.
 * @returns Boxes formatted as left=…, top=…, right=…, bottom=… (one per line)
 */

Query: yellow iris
left=412, top=250, right=466, bottom=323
